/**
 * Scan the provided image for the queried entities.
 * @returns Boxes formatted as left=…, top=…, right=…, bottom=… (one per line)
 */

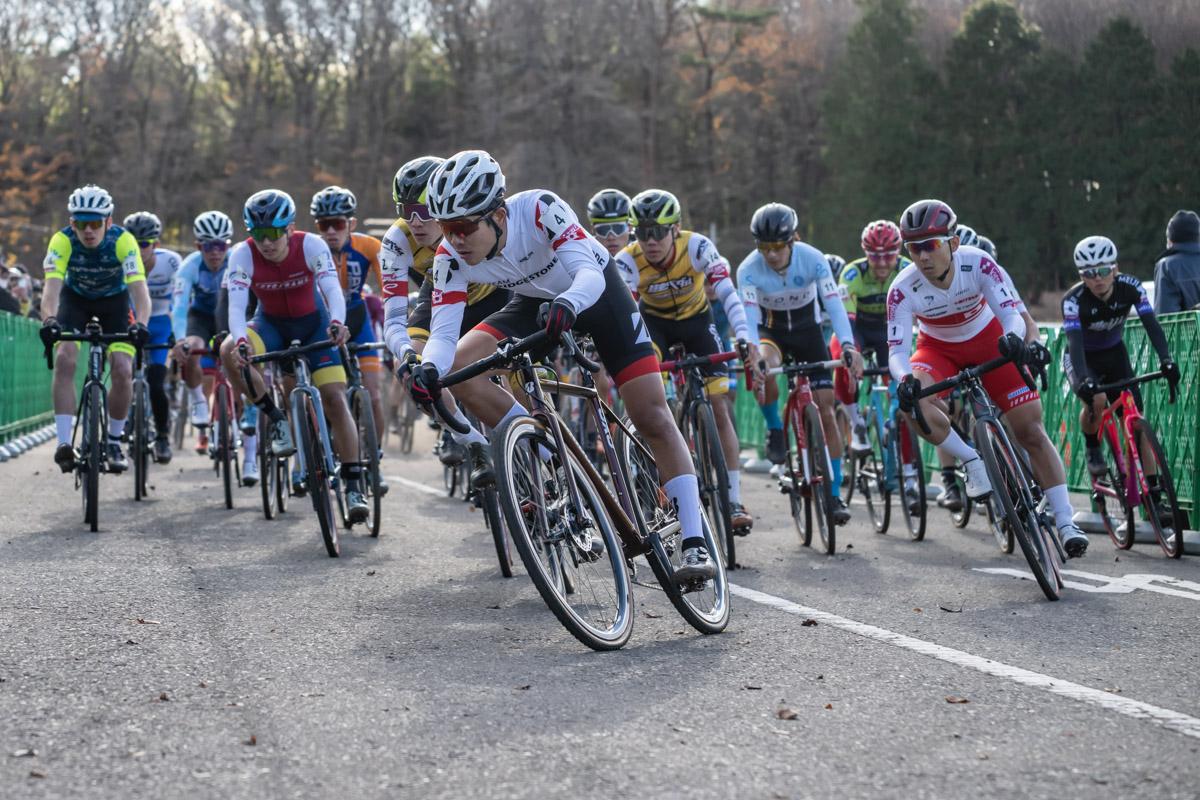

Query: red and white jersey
left=886, top=248, right=1025, bottom=379
left=424, top=189, right=611, bottom=375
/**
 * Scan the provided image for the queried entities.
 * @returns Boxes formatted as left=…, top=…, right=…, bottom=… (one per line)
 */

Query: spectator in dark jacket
left=0, top=281, right=20, bottom=315
left=1153, top=209, right=1200, bottom=314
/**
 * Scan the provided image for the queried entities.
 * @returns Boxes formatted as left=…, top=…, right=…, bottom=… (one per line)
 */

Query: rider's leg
left=107, top=351, right=134, bottom=438
left=52, top=341, right=79, bottom=445
left=707, top=378, right=742, bottom=507
left=1006, top=398, right=1078, bottom=535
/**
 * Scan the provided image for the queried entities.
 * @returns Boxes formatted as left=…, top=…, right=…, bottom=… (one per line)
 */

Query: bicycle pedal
left=732, top=525, right=752, bottom=537
left=680, top=578, right=710, bottom=594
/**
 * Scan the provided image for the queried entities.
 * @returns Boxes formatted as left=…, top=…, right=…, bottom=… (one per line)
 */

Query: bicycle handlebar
left=657, top=350, right=740, bottom=373
left=346, top=341, right=386, bottom=354
left=910, top=354, right=1016, bottom=435
left=764, top=359, right=843, bottom=377
left=247, top=338, right=337, bottom=365
left=43, top=326, right=140, bottom=370
left=1085, top=370, right=1178, bottom=420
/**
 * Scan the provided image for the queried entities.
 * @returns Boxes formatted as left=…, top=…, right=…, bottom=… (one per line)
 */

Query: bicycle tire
left=352, top=390, right=382, bottom=537
left=1132, top=420, right=1185, bottom=558
left=985, top=495, right=1015, bottom=553
left=863, top=408, right=890, bottom=534
left=84, top=381, right=103, bottom=532
left=1096, top=424, right=1134, bottom=550
left=218, top=389, right=234, bottom=509
left=133, top=381, right=148, bottom=502
left=693, top=401, right=735, bottom=570
left=836, top=404, right=855, bottom=504
left=276, top=455, right=290, bottom=513
left=171, top=381, right=187, bottom=450
left=950, top=470, right=972, bottom=528
left=895, top=414, right=926, bottom=541
left=481, top=487, right=514, bottom=577
left=784, top=410, right=811, bottom=546
left=298, top=394, right=340, bottom=558
left=976, top=418, right=1059, bottom=600
left=803, top=404, right=836, bottom=554
left=259, top=411, right=278, bottom=519
left=495, top=416, right=632, bottom=651
left=444, top=461, right=459, bottom=497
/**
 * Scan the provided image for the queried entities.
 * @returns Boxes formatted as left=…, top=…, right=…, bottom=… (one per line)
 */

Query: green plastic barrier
left=0, top=314, right=91, bottom=445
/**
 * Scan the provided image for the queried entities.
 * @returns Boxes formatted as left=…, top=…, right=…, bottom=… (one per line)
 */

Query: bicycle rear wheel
left=259, top=411, right=278, bottom=519
left=1132, top=420, right=1185, bottom=558
left=171, top=381, right=188, bottom=450
left=977, top=418, right=1059, bottom=600
left=691, top=401, right=735, bottom=570
left=862, top=408, right=890, bottom=534
left=1095, top=425, right=1134, bottom=549
left=784, top=412, right=811, bottom=546
left=495, top=416, right=632, bottom=651
left=803, top=404, right=836, bottom=554
left=133, top=382, right=149, bottom=502
left=298, top=394, right=340, bottom=557
left=217, top=389, right=234, bottom=509
left=950, top=469, right=972, bottom=528
left=83, top=382, right=103, bottom=532
left=351, top=389, right=382, bottom=537
left=836, top=403, right=855, bottom=504
left=895, top=414, right=926, bottom=541
left=481, top=487, right=514, bottom=578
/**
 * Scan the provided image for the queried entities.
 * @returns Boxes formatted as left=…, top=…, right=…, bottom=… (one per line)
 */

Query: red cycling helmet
left=900, top=199, right=957, bottom=242
left=861, top=220, right=902, bottom=253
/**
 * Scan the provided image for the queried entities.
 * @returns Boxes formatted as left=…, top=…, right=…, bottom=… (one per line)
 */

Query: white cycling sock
left=55, top=414, right=74, bottom=446
left=448, top=407, right=488, bottom=447
left=665, top=474, right=704, bottom=547
left=108, top=417, right=126, bottom=440
left=1045, top=484, right=1075, bottom=529
left=845, top=402, right=864, bottom=427
left=496, top=401, right=525, bottom=432
left=243, top=433, right=257, bottom=459
left=189, top=384, right=205, bottom=404
left=727, top=469, right=741, bottom=505
left=936, top=428, right=978, bottom=465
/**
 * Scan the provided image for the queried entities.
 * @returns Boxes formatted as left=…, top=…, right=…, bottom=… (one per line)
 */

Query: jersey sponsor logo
left=382, top=237, right=403, bottom=256
left=695, top=238, right=710, bottom=263
left=382, top=279, right=406, bottom=299
left=645, top=276, right=696, bottom=295
left=432, top=289, right=468, bottom=307
left=887, top=286, right=906, bottom=309
left=551, top=224, right=587, bottom=250
left=632, top=311, right=651, bottom=345
left=979, top=257, right=1004, bottom=283
left=255, top=276, right=310, bottom=291
left=493, top=260, right=558, bottom=289
left=1007, top=386, right=1032, bottom=400
left=708, top=262, right=730, bottom=282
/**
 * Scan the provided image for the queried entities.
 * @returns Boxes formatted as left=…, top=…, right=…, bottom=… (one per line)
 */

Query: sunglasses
left=437, top=209, right=496, bottom=239
left=635, top=224, right=674, bottom=242
left=197, top=240, right=229, bottom=253
left=316, top=218, right=349, bottom=232
left=866, top=250, right=899, bottom=262
left=755, top=240, right=790, bottom=253
left=906, top=237, right=950, bottom=255
left=72, top=219, right=105, bottom=231
left=400, top=203, right=433, bottom=223
left=1079, top=265, right=1116, bottom=280
left=593, top=222, right=629, bottom=238
left=137, top=240, right=155, bottom=248
left=250, top=227, right=289, bottom=242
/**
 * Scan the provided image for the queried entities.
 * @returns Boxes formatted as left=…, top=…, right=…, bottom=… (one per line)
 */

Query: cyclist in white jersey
left=888, top=199, right=1087, bottom=557
left=413, top=150, right=719, bottom=581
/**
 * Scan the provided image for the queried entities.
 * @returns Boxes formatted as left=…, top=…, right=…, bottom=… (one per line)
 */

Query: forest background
left=1, top=0, right=1197, bottom=302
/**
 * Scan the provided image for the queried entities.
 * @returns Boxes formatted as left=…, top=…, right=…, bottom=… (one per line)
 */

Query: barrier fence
left=1, top=314, right=91, bottom=445
left=734, top=312, right=1200, bottom=528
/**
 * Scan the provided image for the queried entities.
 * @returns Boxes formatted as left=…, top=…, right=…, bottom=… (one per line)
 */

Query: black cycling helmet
left=750, top=203, right=799, bottom=243
left=393, top=156, right=445, bottom=207
left=977, top=235, right=997, bottom=259
left=630, top=189, right=682, bottom=227
left=587, top=189, right=632, bottom=223
left=123, top=211, right=162, bottom=241
left=900, top=199, right=957, bottom=242
left=243, top=189, right=296, bottom=230
left=310, top=186, right=357, bottom=218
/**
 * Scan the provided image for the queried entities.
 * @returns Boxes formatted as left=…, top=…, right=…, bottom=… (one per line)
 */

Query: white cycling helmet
left=954, top=224, right=979, bottom=248
left=68, top=184, right=114, bottom=219
left=193, top=210, right=234, bottom=242
left=1073, top=235, right=1117, bottom=269
left=427, top=150, right=506, bottom=219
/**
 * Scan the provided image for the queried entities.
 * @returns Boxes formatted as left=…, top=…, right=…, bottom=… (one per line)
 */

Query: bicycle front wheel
left=836, top=403, right=855, bottom=504
left=133, top=382, right=149, bottom=502
left=895, top=414, right=926, bottom=541
left=803, top=404, right=836, bottom=554
left=976, top=418, right=1059, bottom=600
left=351, top=389, right=382, bottom=537
left=259, top=411, right=278, bottom=519
left=481, top=486, right=514, bottom=578
left=862, top=408, right=890, bottom=534
left=1095, top=425, right=1134, bottom=549
left=83, top=382, right=103, bottom=532
left=495, top=416, right=632, bottom=651
left=298, top=394, right=340, bottom=558
left=217, top=389, right=234, bottom=509
left=692, top=401, right=734, bottom=570
left=1133, top=420, right=1185, bottom=558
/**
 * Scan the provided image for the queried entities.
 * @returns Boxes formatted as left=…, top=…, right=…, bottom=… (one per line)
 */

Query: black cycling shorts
left=57, top=285, right=134, bottom=335
left=1065, top=343, right=1141, bottom=410
left=760, top=323, right=833, bottom=391
left=643, top=308, right=730, bottom=395
left=408, top=283, right=510, bottom=343
left=477, top=260, right=658, bottom=388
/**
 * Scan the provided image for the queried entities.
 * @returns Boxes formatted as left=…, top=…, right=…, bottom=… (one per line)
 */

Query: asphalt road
left=2, top=425, right=1199, bottom=799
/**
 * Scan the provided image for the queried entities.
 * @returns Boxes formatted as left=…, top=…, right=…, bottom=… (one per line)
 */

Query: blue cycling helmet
left=243, top=189, right=297, bottom=230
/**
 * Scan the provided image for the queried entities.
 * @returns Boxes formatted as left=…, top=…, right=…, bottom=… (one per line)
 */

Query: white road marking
left=975, top=568, right=1200, bottom=600
left=729, top=582, right=1200, bottom=741
left=386, top=475, right=446, bottom=497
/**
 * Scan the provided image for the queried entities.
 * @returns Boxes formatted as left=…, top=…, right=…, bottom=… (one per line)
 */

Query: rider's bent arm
left=422, top=246, right=470, bottom=376
left=817, top=258, right=855, bottom=349
left=306, top=235, right=346, bottom=326
left=694, top=236, right=749, bottom=341
left=171, top=261, right=197, bottom=341
left=838, top=267, right=860, bottom=343
left=379, top=247, right=414, bottom=362
left=735, top=257, right=763, bottom=348
left=886, top=284, right=915, bottom=381
left=980, top=261, right=1026, bottom=340
left=225, top=244, right=254, bottom=344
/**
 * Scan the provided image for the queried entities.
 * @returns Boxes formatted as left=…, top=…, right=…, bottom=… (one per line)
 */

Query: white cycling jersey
left=146, top=248, right=183, bottom=318
left=423, top=189, right=611, bottom=375
left=886, top=247, right=1026, bottom=379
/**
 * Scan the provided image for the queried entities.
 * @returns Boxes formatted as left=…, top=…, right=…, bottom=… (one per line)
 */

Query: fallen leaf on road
left=29, top=770, right=45, bottom=778
left=914, top=608, right=923, bottom=612
left=977, top=754, right=989, bottom=761
left=845, top=543, right=853, bottom=550
left=199, top=682, right=207, bottom=688
left=136, top=618, right=161, bottom=625
left=825, top=704, right=833, bottom=710
left=243, top=734, right=256, bottom=746
left=300, top=693, right=324, bottom=697
left=366, top=570, right=376, bottom=576
left=486, top=605, right=501, bottom=610
left=745, top=685, right=762, bottom=691
left=644, top=612, right=661, bottom=619
left=227, top=702, right=244, bottom=707
left=515, top=685, right=531, bottom=691
left=939, top=605, right=962, bottom=613
left=11, top=749, right=36, bottom=757
left=1103, top=687, right=1122, bottom=694
left=126, top=639, right=138, bottom=645
left=801, top=619, right=818, bottom=627
left=156, top=693, right=169, bottom=702
left=776, top=708, right=798, bottom=720
left=770, top=729, right=790, bottom=736
left=945, top=696, right=969, bottom=704
left=816, top=675, right=824, bottom=680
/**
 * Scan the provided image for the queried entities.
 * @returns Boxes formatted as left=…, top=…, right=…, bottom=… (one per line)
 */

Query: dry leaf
left=29, top=770, right=45, bottom=778
left=770, top=729, right=790, bottom=736
left=978, top=754, right=989, bottom=761
left=486, top=605, right=501, bottom=610
left=914, top=608, right=923, bottom=612
left=824, top=703, right=833, bottom=710
left=745, top=685, right=763, bottom=691
left=300, top=693, right=324, bottom=697
left=156, top=693, right=169, bottom=702
left=845, top=543, right=854, bottom=550
left=801, top=619, right=818, bottom=627
left=1103, top=687, right=1122, bottom=694
left=199, top=682, right=207, bottom=688
left=11, top=749, right=36, bottom=757
left=816, top=675, right=824, bottom=680
left=645, top=612, right=662, bottom=619
left=366, top=570, right=376, bottom=576
left=515, top=685, right=531, bottom=690
left=136, top=618, right=161, bottom=625
left=776, top=708, right=798, bottom=720
left=939, top=605, right=962, bottom=613
left=945, top=696, right=970, bottom=704
left=126, top=639, right=138, bottom=645
left=227, top=702, right=244, bottom=707
left=243, top=734, right=257, bottom=746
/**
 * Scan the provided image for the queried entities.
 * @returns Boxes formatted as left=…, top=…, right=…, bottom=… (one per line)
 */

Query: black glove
left=1077, top=377, right=1098, bottom=405
left=128, top=322, right=150, bottom=349
left=997, top=332, right=1029, bottom=367
left=409, top=362, right=442, bottom=407
left=39, top=317, right=61, bottom=348
left=896, top=374, right=920, bottom=415
left=1029, top=340, right=1051, bottom=369
left=544, top=299, right=576, bottom=340
left=328, top=322, right=345, bottom=342
left=396, top=350, right=421, bottom=383
left=1160, top=359, right=1180, bottom=386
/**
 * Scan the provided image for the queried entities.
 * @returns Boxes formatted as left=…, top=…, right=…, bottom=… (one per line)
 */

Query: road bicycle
left=939, top=389, right=1015, bottom=553
left=770, top=358, right=844, bottom=554
left=130, top=342, right=173, bottom=501
left=431, top=325, right=728, bottom=650
left=256, top=359, right=290, bottom=520
left=43, top=320, right=141, bottom=532
left=185, top=340, right=241, bottom=509
left=912, top=354, right=1065, bottom=600
left=657, top=347, right=747, bottom=569
left=1086, top=371, right=1185, bottom=557
left=244, top=339, right=347, bottom=558
left=342, top=341, right=386, bottom=537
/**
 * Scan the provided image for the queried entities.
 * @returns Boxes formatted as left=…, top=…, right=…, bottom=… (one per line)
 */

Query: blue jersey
left=736, top=241, right=853, bottom=348
left=172, top=251, right=227, bottom=340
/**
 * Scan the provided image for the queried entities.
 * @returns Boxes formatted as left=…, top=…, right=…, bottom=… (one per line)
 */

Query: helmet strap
left=484, top=214, right=503, bottom=260
left=935, top=263, right=953, bottom=283
left=650, top=241, right=677, bottom=271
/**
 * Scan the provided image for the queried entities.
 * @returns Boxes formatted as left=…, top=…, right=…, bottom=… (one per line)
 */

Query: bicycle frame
left=286, top=350, right=339, bottom=485
left=1093, top=390, right=1150, bottom=508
